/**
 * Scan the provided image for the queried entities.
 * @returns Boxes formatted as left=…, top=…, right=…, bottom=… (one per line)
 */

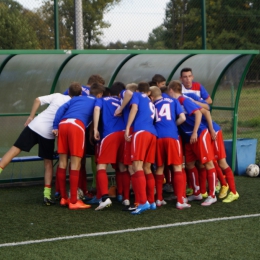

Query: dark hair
left=138, top=81, right=150, bottom=93
left=87, top=74, right=105, bottom=85
left=160, top=86, right=168, bottom=94
left=180, top=67, right=192, bottom=77
left=90, top=83, right=104, bottom=97
left=152, top=74, right=166, bottom=83
left=110, top=82, right=125, bottom=96
left=68, top=82, right=82, bottom=97
left=103, top=87, right=111, bottom=97
left=167, top=80, right=182, bottom=94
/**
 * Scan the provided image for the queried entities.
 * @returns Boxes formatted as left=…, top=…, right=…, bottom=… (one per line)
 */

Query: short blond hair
left=126, top=83, right=138, bottom=92
left=149, top=86, right=161, bottom=98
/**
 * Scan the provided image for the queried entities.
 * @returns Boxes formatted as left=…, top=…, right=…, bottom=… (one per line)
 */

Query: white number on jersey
left=155, top=103, right=172, bottom=122
left=149, top=102, right=156, bottom=119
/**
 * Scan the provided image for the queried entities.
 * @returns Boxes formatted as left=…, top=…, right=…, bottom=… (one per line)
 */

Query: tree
left=161, top=0, right=260, bottom=50
left=148, top=26, right=166, bottom=49
left=0, top=1, right=39, bottom=49
left=38, top=0, right=122, bottom=49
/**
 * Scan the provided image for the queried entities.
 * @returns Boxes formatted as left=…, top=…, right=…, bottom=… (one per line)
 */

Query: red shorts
left=57, top=119, right=85, bottom=158
left=124, top=127, right=133, bottom=165
left=211, top=130, right=226, bottom=160
left=131, top=131, right=156, bottom=163
left=156, top=137, right=183, bottom=166
left=97, top=131, right=125, bottom=164
left=185, top=129, right=214, bottom=164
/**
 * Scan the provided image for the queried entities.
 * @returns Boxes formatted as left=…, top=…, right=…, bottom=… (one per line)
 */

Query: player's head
left=137, top=81, right=150, bottom=95
left=160, top=86, right=168, bottom=94
left=126, top=83, right=138, bottom=92
left=110, top=82, right=125, bottom=96
left=87, top=74, right=105, bottom=86
left=151, top=74, right=166, bottom=88
left=90, top=83, right=104, bottom=98
left=68, top=82, right=82, bottom=97
left=149, top=86, right=162, bottom=102
left=103, top=87, right=111, bottom=97
left=180, top=68, right=193, bottom=88
left=167, top=80, right=182, bottom=98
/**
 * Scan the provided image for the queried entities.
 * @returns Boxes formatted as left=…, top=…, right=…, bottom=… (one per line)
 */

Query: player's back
left=97, top=96, right=125, bottom=137
left=54, top=95, right=96, bottom=128
left=154, top=97, right=180, bottom=140
left=131, top=92, right=157, bottom=136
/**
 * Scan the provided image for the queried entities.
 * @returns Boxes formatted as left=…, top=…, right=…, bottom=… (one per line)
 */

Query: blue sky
left=17, top=0, right=169, bottom=44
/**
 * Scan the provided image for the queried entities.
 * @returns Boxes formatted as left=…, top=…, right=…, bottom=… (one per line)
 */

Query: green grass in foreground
left=0, top=176, right=260, bottom=260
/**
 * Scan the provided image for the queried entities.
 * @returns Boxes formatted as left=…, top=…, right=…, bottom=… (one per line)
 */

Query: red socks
left=78, top=165, right=87, bottom=194
left=122, top=171, right=131, bottom=200
left=56, top=167, right=67, bottom=199
left=198, top=167, right=207, bottom=194
left=131, top=170, right=147, bottom=204
left=145, top=173, right=155, bottom=203
left=187, top=167, right=200, bottom=195
left=207, top=168, right=216, bottom=197
left=96, top=169, right=108, bottom=197
left=155, top=174, right=164, bottom=201
left=69, top=169, right=80, bottom=204
left=173, top=171, right=184, bottom=203
left=223, top=167, right=237, bottom=193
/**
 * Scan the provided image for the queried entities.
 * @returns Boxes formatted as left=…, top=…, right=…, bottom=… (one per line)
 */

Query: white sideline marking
left=1, top=213, right=260, bottom=248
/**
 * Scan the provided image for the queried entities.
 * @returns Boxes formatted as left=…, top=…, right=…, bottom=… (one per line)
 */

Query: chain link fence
left=0, top=0, right=260, bottom=169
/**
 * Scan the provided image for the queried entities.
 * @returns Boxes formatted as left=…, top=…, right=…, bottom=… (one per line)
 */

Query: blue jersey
left=130, top=92, right=157, bottom=136
left=154, top=97, right=183, bottom=140
left=177, top=96, right=208, bottom=143
left=182, top=82, right=210, bottom=101
left=63, top=85, right=90, bottom=96
left=95, top=96, right=125, bottom=138
left=120, top=90, right=131, bottom=127
left=53, top=95, right=96, bottom=129
left=183, top=93, right=221, bottom=132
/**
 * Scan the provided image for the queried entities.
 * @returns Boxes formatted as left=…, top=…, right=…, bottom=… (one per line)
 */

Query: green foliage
left=238, top=117, right=260, bottom=127
left=161, top=0, right=260, bottom=50
left=38, top=0, right=122, bottom=49
left=0, top=1, right=39, bottom=49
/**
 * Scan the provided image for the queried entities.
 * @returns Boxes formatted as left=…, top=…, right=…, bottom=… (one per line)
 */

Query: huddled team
left=0, top=69, right=239, bottom=214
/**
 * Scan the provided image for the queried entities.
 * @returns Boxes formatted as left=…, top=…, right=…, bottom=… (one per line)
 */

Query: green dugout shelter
left=0, top=50, right=258, bottom=183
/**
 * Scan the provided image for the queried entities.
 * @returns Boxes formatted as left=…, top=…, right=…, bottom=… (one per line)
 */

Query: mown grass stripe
left=1, top=213, right=260, bottom=248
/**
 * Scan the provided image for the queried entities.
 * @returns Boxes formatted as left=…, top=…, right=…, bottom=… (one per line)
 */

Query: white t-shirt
left=28, top=93, right=71, bottom=139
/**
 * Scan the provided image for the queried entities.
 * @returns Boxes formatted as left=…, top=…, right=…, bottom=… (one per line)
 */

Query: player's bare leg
left=0, top=146, right=21, bottom=170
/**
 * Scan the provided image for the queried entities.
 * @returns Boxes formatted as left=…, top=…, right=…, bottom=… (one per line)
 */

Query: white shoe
left=156, top=199, right=167, bottom=207
left=163, top=183, right=174, bottom=193
left=122, top=199, right=130, bottom=206
left=188, top=194, right=203, bottom=201
left=201, top=196, right=217, bottom=206
left=95, top=198, right=112, bottom=211
left=176, top=202, right=191, bottom=210
left=183, top=197, right=188, bottom=203
left=164, top=194, right=177, bottom=201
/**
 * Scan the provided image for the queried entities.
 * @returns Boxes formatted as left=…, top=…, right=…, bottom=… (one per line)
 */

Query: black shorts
left=14, top=126, right=55, bottom=160
left=85, top=126, right=95, bottom=156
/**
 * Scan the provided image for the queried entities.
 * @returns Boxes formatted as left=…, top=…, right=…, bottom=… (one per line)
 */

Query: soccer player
left=149, top=86, right=189, bottom=209
left=0, top=82, right=82, bottom=205
left=114, top=83, right=138, bottom=208
left=180, top=67, right=212, bottom=104
left=124, top=82, right=158, bottom=214
left=56, top=74, right=105, bottom=200
left=182, top=93, right=239, bottom=202
left=149, top=74, right=166, bottom=88
left=53, top=84, right=104, bottom=210
left=167, top=80, right=218, bottom=206
left=93, top=82, right=127, bottom=211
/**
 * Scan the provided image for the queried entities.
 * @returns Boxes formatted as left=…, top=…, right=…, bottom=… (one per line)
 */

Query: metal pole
left=75, top=0, right=84, bottom=49
left=201, top=0, right=206, bottom=49
left=54, top=0, right=59, bottom=49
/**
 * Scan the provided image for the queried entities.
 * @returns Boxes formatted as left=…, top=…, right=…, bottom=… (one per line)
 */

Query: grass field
left=1, top=176, right=260, bottom=259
